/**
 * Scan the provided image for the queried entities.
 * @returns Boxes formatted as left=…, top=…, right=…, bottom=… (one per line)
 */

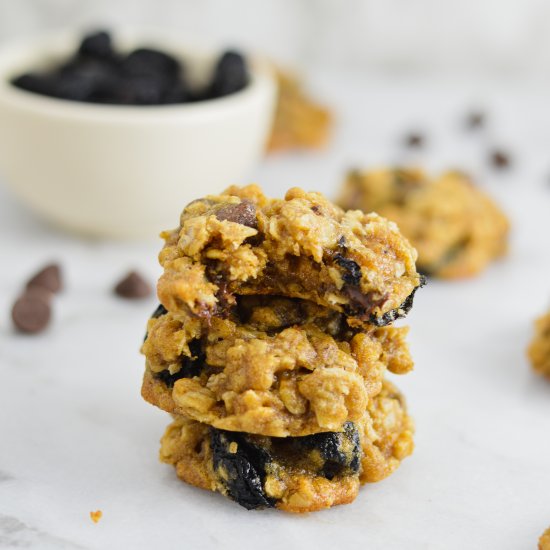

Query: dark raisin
left=208, top=51, right=249, bottom=98
left=120, top=75, right=171, bottom=105
left=210, top=428, right=274, bottom=510
left=216, top=200, right=257, bottom=229
left=369, top=275, right=426, bottom=326
left=78, top=31, right=114, bottom=60
left=334, top=254, right=362, bottom=286
left=293, top=422, right=361, bottom=480
left=121, top=48, right=180, bottom=79
left=155, top=339, right=205, bottom=387
left=11, top=73, right=59, bottom=97
left=56, top=56, right=120, bottom=103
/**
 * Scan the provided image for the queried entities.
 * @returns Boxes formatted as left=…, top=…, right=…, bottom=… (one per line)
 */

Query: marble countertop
left=1, top=73, right=550, bottom=550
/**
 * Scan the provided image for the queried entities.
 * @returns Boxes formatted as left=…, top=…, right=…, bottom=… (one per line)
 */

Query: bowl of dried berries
left=0, top=30, right=276, bottom=238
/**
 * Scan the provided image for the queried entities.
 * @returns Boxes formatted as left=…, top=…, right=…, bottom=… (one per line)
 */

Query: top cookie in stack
left=141, top=185, right=423, bottom=512
left=156, top=185, right=422, bottom=327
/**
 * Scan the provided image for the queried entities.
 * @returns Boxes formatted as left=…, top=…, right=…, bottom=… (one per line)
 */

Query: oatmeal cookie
left=267, top=69, right=332, bottom=152
left=158, top=185, right=423, bottom=328
left=159, top=380, right=414, bottom=513
left=528, top=312, right=550, bottom=380
left=337, top=168, right=509, bottom=279
left=540, top=527, right=550, bottom=550
left=141, top=296, right=413, bottom=437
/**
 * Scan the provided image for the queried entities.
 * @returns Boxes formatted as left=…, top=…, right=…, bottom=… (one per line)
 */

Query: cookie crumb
left=114, top=271, right=152, bottom=299
left=89, top=510, right=102, bottom=524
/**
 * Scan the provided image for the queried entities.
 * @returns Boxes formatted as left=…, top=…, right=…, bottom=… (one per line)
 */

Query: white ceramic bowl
left=0, top=31, right=276, bottom=238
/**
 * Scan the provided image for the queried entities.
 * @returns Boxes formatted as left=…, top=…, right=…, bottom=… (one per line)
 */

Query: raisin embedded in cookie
left=159, top=380, right=413, bottom=513
left=528, top=312, right=550, bottom=380
left=337, top=168, right=509, bottom=279
left=157, top=185, right=422, bottom=327
left=141, top=296, right=413, bottom=437
left=267, top=69, right=332, bottom=153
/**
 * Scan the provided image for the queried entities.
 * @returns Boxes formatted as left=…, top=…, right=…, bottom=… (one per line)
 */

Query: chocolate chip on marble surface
left=466, top=111, right=485, bottom=129
left=490, top=149, right=511, bottom=170
left=404, top=132, right=424, bottom=148
left=26, top=263, right=62, bottom=293
left=11, top=287, right=52, bottom=334
left=114, top=270, right=152, bottom=299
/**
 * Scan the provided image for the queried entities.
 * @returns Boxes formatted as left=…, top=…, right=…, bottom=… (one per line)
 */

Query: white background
left=3, top=0, right=550, bottom=78
left=1, top=2, right=550, bottom=550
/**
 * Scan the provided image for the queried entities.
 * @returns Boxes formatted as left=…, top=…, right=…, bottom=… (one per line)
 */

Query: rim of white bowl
left=0, top=28, right=276, bottom=123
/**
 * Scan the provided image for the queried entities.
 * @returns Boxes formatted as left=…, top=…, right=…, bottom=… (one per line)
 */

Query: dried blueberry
left=78, top=31, right=114, bottom=60
left=121, top=48, right=180, bottom=79
left=369, top=275, right=426, bottom=327
left=210, top=428, right=274, bottom=510
left=209, top=51, right=249, bottom=98
left=334, top=254, right=362, bottom=286
left=292, top=422, right=361, bottom=480
left=11, top=73, right=58, bottom=97
left=155, top=339, right=205, bottom=387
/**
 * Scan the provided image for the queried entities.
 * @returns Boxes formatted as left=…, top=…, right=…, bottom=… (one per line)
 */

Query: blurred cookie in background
left=528, top=312, right=550, bottom=381
left=337, top=168, right=509, bottom=279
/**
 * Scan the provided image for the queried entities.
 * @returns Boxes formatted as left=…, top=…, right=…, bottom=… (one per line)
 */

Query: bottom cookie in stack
left=159, top=380, right=414, bottom=513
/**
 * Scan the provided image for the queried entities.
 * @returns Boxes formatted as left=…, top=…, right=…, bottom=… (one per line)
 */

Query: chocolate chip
left=404, top=133, right=424, bottom=148
left=466, top=111, right=485, bottom=129
left=114, top=271, right=152, bottom=299
left=345, top=287, right=388, bottom=316
left=216, top=200, right=257, bottom=228
left=12, top=287, right=52, bottom=334
left=26, top=263, right=62, bottom=293
left=490, top=150, right=511, bottom=170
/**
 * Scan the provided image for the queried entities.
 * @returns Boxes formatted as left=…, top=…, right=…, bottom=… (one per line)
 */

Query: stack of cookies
left=141, top=185, right=424, bottom=513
